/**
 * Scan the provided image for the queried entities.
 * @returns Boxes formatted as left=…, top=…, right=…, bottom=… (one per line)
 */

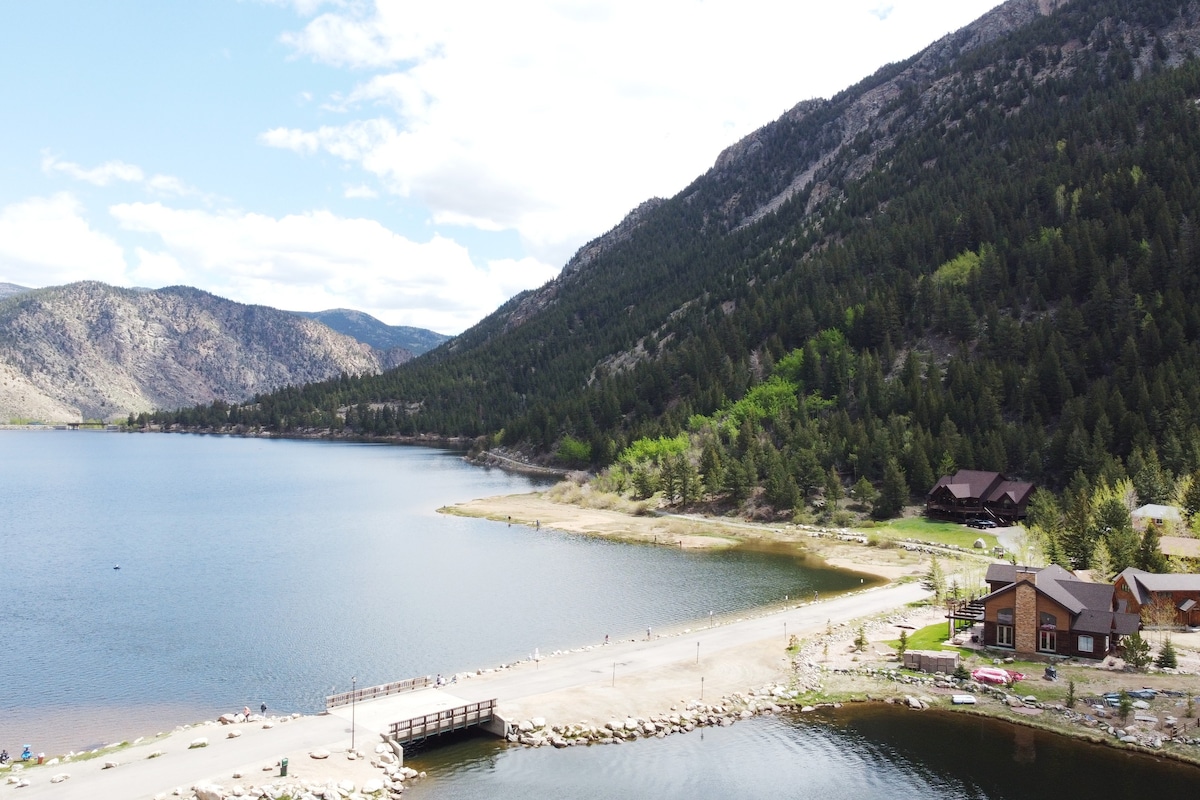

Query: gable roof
left=928, top=470, right=1034, bottom=506
left=930, top=470, right=1003, bottom=499
left=1116, top=568, right=1200, bottom=604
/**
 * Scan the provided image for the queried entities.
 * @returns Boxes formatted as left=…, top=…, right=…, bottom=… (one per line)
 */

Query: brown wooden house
left=926, top=470, right=1034, bottom=523
left=977, top=564, right=1139, bottom=659
left=1114, top=568, right=1200, bottom=628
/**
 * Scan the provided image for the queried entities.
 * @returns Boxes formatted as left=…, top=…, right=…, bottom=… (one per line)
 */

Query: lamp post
left=351, top=676, right=357, bottom=753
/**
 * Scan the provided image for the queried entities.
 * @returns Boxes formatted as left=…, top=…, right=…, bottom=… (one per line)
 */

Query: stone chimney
left=1013, top=567, right=1037, bottom=654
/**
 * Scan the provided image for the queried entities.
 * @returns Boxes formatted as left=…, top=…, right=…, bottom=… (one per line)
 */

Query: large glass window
left=997, top=607, right=1014, bottom=625
left=1039, top=629, right=1057, bottom=652
left=1078, top=635, right=1094, bottom=653
left=1039, top=611, right=1057, bottom=630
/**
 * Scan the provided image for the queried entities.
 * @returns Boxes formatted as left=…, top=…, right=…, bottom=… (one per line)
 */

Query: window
left=1039, top=611, right=1057, bottom=630
left=1039, top=629, right=1057, bottom=652
left=1078, top=635, right=1094, bottom=653
left=997, top=607, right=1014, bottom=625
left=997, top=625, right=1014, bottom=647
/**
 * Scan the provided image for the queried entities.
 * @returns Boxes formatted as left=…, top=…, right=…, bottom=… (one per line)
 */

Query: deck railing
left=388, top=699, right=497, bottom=744
left=325, top=675, right=433, bottom=709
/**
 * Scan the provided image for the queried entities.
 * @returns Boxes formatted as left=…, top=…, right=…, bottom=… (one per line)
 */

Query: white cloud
left=42, top=154, right=144, bottom=186
left=0, top=193, right=128, bottom=286
left=343, top=184, right=378, bottom=199
left=109, top=202, right=554, bottom=332
left=42, top=153, right=200, bottom=198
left=271, top=0, right=1005, bottom=266
left=129, top=247, right=188, bottom=286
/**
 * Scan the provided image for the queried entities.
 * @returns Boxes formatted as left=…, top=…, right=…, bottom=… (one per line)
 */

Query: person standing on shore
left=260, top=702, right=267, bottom=715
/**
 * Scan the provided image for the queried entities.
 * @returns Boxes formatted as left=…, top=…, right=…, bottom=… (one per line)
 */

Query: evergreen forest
left=143, top=0, right=1200, bottom=569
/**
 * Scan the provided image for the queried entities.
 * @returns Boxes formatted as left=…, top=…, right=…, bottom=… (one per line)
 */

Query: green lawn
left=887, top=621, right=966, bottom=652
left=861, top=516, right=1003, bottom=550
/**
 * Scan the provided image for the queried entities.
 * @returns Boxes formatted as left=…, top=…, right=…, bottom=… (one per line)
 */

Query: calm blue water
left=0, top=431, right=861, bottom=755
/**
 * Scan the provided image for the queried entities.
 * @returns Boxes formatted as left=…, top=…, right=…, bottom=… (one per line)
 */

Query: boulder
left=50, top=773, right=70, bottom=783
left=227, top=729, right=242, bottom=739
left=102, top=761, right=119, bottom=769
left=362, top=778, right=384, bottom=794
left=193, top=783, right=225, bottom=800
left=188, top=737, right=209, bottom=749
left=309, top=749, right=330, bottom=760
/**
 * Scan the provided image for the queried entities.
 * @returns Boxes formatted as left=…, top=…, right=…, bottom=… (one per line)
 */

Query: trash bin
left=280, top=757, right=288, bottom=777
left=36, top=755, right=44, bottom=765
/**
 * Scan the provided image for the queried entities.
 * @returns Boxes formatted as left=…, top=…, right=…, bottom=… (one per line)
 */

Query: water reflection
left=404, top=705, right=1200, bottom=799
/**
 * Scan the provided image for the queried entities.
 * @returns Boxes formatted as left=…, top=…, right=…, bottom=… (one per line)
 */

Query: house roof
left=990, top=479, right=1035, bottom=506
left=1116, top=568, right=1200, bottom=604
left=1131, top=504, right=1183, bottom=522
left=986, top=563, right=1042, bottom=585
left=928, top=470, right=1033, bottom=506
left=930, top=470, right=1002, bottom=499
left=980, top=564, right=1123, bottom=626
left=1074, top=609, right=1141, bottom=636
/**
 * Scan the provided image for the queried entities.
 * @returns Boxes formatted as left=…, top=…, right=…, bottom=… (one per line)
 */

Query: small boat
left=113, top=565, right=120, bottom=570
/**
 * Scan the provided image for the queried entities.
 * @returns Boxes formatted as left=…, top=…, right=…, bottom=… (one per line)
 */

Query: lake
left=6, top=430, right=1198, bottom=797
left=0, top=430, right=858, bottom=756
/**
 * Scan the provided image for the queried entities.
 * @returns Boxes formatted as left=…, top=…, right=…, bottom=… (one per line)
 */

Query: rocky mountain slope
left=292, top=308, right=449, bottom=364
left=0, top=283, right=388, bottom=422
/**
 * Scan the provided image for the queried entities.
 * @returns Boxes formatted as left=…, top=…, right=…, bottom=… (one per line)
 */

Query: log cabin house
left=926, top=470, right=1035, bottom=523
left=1114, top=567, right=1200, bottom=628
left=973, top=564, right=1139, bottom=659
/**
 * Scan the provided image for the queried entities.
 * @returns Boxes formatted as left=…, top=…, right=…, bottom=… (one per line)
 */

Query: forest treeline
left=142, top=0, right=1200, bottom=550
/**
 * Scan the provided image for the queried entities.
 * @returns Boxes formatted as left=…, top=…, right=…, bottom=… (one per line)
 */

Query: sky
left=0, top=0, right=1005, bottom=335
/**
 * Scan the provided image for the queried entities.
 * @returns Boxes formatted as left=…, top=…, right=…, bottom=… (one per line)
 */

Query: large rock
left=193, top=784, right=225, bottom=800
left=309, top=749, right=330, bottom=759
left=188, top=737, right=209, bottom=749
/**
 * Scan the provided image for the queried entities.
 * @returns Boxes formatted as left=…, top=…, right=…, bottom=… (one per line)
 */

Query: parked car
left=967, top=518, right=997, bottom=529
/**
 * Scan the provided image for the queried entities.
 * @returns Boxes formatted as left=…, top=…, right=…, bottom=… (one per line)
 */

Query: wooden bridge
left=324, top=676, right=503, bottom=748
left=388, top=699, right=497, bottom=746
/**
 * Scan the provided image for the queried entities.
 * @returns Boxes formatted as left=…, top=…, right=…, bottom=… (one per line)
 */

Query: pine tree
left=1137, top=524, right=1170, bottom=572
left=1124, top=631, right=1152, bottom=669
left=1156, top=635, right=1178, bottom=669
left=922, top=555, right=946, bottom=601
left=1090, top=539, right=1115, bottom=582
left=873, top=458, right=908, bottom=519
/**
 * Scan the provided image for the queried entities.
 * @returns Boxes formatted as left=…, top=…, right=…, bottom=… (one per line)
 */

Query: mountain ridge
left=0, top=283, right=390, bottom=421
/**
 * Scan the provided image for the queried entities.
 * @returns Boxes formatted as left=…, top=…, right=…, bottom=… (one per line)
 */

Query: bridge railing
left=325, top=675, right=433, bottom=709
left=389, top=699, right=496, bottom=744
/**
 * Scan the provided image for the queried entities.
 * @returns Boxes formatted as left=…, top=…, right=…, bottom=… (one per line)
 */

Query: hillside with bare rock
left=0, top=282, right=386, bottom=422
